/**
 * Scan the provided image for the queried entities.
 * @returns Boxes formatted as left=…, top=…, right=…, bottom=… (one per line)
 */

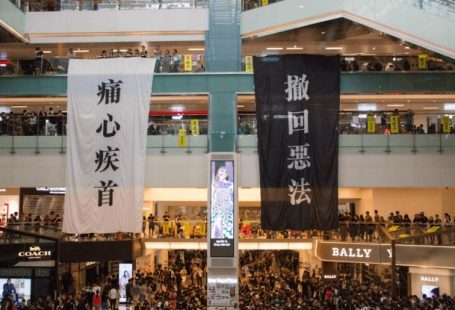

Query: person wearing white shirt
left=108, top=286, right=118, bottom=310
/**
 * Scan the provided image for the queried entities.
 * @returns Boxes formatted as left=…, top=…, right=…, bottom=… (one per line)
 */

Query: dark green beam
left=1, top=72, right=454, bottom=97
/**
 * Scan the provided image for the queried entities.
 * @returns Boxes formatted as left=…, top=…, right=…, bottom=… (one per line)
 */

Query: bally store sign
left=316, top=241, right=392, bottom=264
left=18, top=246, right=53, bottom=260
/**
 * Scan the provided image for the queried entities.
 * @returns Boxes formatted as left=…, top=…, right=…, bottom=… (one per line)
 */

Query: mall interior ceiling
left=0, top=18, right=444, bottom=59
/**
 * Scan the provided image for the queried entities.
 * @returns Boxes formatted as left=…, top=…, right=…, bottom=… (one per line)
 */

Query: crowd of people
left=4, top=250, right=455, bottom=309
left=0, top=108, right=65, bottom=136
left=24, top=46, right=204, bottom=76
left=340, top=109, right=455, bottom=135
left=1, top=109, right=453, bottom=138
left=4, top=207, right=455, bottom=245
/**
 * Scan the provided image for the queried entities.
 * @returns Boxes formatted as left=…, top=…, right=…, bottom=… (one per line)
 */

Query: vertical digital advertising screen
left=118, top=263, right=132, bottom=303
left=0, top=278, right=32, bottom=302
left=210, top=160, right=235, bottom=257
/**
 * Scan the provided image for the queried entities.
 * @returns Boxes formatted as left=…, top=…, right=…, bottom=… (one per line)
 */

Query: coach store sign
left=18, top=246, right=53, bottom=261
left=316, top=241, right=392, bottom=264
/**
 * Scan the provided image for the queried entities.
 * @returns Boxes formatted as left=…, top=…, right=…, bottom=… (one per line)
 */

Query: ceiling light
left=423, top=107, right=439, bottom=110
left=42, top=51, right=52, bottom=54
left=444, top=103, right=455, bottom=111
left=74, top=49, right=90, bottom=53
left=237, top=105, right=245, bottom=108
left=357, top=103, right=377, bottom=111
left=404, top=46, right=411, bottom=49
left=172, top=115, right=183, bottom=120
left=299, top=5, right=304, bottom=8
left=12, top=105, right=28, bottom=108
left=170, top=105, right=185, bottom=112
left=266, top=47, right=283, bottom=51
left=325, top=47, right=343, bottom=50
left=0, top=64, right=6, bottom=67
left=286, top=46, right=303, bottom=50
left=372, top=47, right=376, bottom=50
left=188, top=48, right=204, bottom=51
left=0, top=189, right=6, bottom=192
left=387, top=104, right=405, bottom=107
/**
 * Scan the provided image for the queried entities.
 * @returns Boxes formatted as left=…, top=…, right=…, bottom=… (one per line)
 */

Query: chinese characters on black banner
left=94, top=80, right=123, bottom=207
left=254, top=55, right=339, bottom=230
left=285, top=74, right=311, bottom=206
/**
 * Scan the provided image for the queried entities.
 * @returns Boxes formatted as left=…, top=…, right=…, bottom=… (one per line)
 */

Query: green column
left=209, top=92, right=237, bottom=152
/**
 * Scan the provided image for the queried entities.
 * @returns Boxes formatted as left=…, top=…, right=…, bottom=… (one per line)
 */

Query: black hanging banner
left=254, top=54, right=339, bottom=231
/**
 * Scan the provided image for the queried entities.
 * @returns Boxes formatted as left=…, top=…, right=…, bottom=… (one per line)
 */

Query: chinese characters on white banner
left=63, top=58, right=155, bottom=233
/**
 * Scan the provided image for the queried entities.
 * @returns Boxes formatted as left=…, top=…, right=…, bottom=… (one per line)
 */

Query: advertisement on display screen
left=422, top=285, right=439, bottom=298
left=0, top=278, right=32, bottom=302
left=210, top=160, right=235, bottom=257
left=118, top=263, right=132, bottom=303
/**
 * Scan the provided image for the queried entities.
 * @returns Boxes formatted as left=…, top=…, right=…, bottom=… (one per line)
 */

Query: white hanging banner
left=63, top=58, right=155, bottom=233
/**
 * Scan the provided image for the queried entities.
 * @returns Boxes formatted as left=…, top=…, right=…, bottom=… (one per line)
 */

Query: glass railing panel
left=21, top=0, right=208, bottom=12
left=241, top=0, right=283, bottom=11
left=1, top=56, right=205, bottom=75
left=3, top=56, right=455, bottom=76
left=397, top=0, right=455, bottom=20
left=4, top=219, right=455, bottom=245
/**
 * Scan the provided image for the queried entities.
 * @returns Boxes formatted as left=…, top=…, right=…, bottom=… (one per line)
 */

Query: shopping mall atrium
left=0, top=0, right=455, bottom=309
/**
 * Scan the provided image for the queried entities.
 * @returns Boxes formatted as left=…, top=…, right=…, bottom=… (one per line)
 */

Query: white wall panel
left=25, top=9, right=208, bottom=43
left=1, top=152, right=455, bottom=188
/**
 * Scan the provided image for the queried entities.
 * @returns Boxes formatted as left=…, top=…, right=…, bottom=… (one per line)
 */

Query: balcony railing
left=1, top=55, right=205, bottom=76
left=1, top=55, right=454, bottom=76
left=3, top=221, right=455, bottom=247
left=8, top=0, right=208, bottom=12
left=1, top=113, right=455, bottom=154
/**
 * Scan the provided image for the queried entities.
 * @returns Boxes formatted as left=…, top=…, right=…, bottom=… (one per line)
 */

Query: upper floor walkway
left=241, top=0, right=455, bottom=59
left=1, top=0, right=455, bottom=57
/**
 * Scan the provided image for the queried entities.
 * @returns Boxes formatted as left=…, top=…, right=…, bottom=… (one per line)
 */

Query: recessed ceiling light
left=188, top=48, right=204, bottom=51
left=372, top=47, right=376, bottom=50
left=423, top=107, right=439, bottom=110
left=387, top=104, right=405, bottom=107
left=74, top=49, right=90, bottom=53
left=170, top=105, right=185, bottom=112
left=43, top=51, right=52, bottom=54
left=405, top=46, right=411, bottom=49
left=237, top=105, right=245, bottom=108
left=266, top=47, right=284, bottom=50
left=358, top=103, right=377, bottom=111
left=286, top=46, right=303, bottom=50
left=325, top=47, right=343, bottom=50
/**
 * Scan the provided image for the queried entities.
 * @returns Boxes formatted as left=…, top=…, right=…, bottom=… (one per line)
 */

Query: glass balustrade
left=9, top=0, right=208, bottom=12
left=1, top=113, right=455, bottom=153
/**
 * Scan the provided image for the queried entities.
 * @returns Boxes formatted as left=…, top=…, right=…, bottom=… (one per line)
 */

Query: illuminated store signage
left=421, top=276, right=439, bottom=283
left=18, top=246, right=52, bottom=260
left=317, top=242, right=393, bottom=264
left=323, top=275, right=337, bottom=279
left=319, top=242, right=455, bottom=268
left=332, top=247, right=373, bottom=258
left=209, top=160, right=235, bottom=257
left=36, top=187, right=66, bottom=195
